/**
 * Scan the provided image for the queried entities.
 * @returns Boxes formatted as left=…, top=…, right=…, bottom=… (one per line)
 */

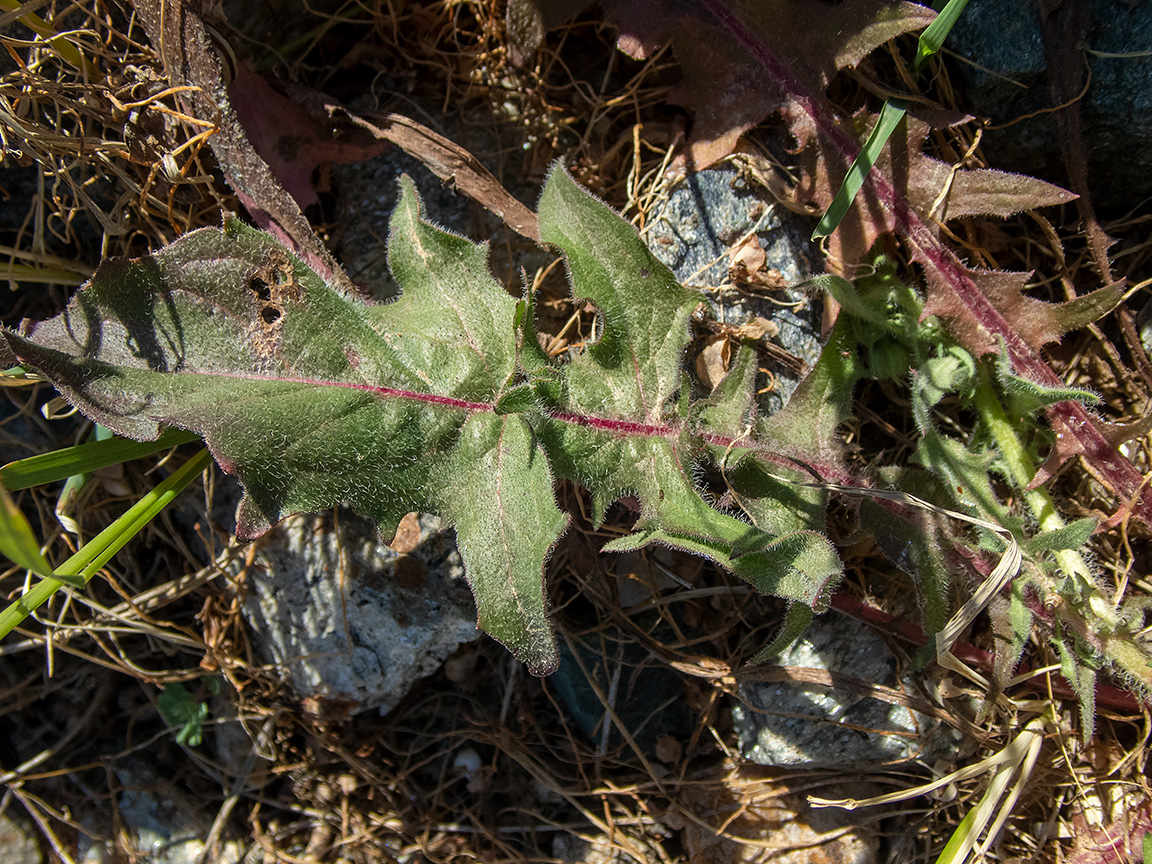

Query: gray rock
left=552, top=832, right=643, bottom=864
left=645, top=166, right=819, bottom=287
left=947, top=0, right=1152, bottom=211
left=240, top=511, right=479, bottom=714
left=77, top=761, right=250, bottom=864
left=678, top=786, right=880, bottom=864
left=731, top=615, right=959, bottom=767
left=643, top=165, right=823, bottom=412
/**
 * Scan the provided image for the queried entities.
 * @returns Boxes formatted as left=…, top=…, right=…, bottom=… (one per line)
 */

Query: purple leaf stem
left=703, top=0, right=1152, bottom=526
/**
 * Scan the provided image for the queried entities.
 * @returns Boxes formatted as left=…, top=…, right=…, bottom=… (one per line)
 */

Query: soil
left=1, top=2, right=1150, bottom=863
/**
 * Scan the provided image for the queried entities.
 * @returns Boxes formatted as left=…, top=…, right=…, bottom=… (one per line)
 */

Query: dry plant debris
left=0, top=1, right=1150, bottom=862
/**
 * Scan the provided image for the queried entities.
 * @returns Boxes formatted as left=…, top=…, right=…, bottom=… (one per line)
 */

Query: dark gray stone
left=549, top=622, right=693, bottom=755
left=643, top=165, right=824, bottom=412
left=330, top=150, right=486, bottom=301
left=947, top=0, right=1152, bottom=211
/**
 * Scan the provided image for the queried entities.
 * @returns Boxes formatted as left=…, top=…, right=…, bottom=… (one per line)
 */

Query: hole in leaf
left=261, top=307, right=281, bottom=325
left=248, top=276, right=272, bottom=302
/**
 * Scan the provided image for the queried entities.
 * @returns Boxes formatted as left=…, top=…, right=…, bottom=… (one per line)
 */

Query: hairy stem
left=974, top=365, right=1151, bottom=696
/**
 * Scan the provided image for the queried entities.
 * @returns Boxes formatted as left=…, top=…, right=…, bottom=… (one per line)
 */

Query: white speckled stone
left=731, top=615, right=960, bottom=767
left=241, top=511, right=479, bottom=715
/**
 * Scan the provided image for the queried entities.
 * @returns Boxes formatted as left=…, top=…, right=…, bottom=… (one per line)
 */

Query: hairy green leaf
left=1055, top=627, right=1099, bottom=742
left=1, top=166, right=845, bottom=672
left=994, top=340, right=1100, bottom=414
left=1024, top=517, right=1098, bottom=555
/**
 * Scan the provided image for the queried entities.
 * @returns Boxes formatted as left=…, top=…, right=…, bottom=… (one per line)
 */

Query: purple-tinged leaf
left=536, top=167, right=844, bottom=609
left=607, top=0, right=933, bottom=168
left=796, top=114, right=1078, bottom=279
left=127, top=0, right=355, bottom=292
left=511, top=2, right=1144, bottom=520
left=2, top=166, right=848, bottom=671
left=685, top=4, right=1144, bottom=527
left=227, top=64, right=390, bottom=211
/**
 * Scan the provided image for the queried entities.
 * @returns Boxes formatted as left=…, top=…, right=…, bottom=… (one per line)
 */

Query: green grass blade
left=0, top=0, right=101, bottom=78
left=0, top=485, right=67, bottom=582
left=914, top=0, right=971, bottom=77
left=811, top=99, right=907, bottom=240
left=1, top=428, right=202, bottom=490
left=0, top=448, right=212, bottom=639
left=813, top=0, right=968, bottom=241
left=934, top=806, right=978, bottom=864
